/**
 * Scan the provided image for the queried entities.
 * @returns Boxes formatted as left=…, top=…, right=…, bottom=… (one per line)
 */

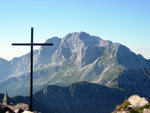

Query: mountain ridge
left=0, top=81, right=126, bottom=113
left=0, top=31, right=150, bottom=97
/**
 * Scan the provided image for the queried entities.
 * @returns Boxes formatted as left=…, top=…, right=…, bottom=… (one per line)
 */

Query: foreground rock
left=113, top=95, right=150, bottom=113
left=128, top=95, right=149, bottom=108
left=0, top=92, right=38, bottom=113
left=0, top=103, right=14, bottom=113
left=9, top=103, right=29, bottom=112
left=0, top=103, right=36, bottom=113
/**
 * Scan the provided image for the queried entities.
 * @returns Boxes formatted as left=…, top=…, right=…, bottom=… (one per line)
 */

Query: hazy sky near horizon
left=0, top=0, right=150, bottom=60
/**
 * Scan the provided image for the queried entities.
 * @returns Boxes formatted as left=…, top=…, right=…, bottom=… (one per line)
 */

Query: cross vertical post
left=30, top=27, right=33, bottom=111
left=12, top=27, right=53, bottom=111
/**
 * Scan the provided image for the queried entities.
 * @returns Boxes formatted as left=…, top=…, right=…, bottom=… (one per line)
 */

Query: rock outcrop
left=113, top=95, right=150, bottom=113
left=3, top=92, right=10, bottom=105
left=0, top=103, right=14, bottom=113
left=0, top=103, right=32, bottom=113
left=128, top=95, right=149, bottom=108
left=0, top=92, right=33, bottom=113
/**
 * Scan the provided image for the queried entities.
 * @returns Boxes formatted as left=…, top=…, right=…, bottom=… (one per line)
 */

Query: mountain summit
left=0, top=32, right=150, bottom=97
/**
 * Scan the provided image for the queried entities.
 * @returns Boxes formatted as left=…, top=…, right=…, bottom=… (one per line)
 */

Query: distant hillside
left=0, top=82, right=126, bottom=113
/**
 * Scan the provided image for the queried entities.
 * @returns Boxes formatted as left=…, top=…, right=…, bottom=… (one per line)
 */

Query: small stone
left=116, top=111, right=128, bottom=113
left=143, top=109, right=150, bottom=113
left=23, top=111, right=34, bottom=113
left=127, top=105, right=134, bottom=108
left=6, top=111, right=11, bottom=113
left=15, top=109, right=24, bottom=113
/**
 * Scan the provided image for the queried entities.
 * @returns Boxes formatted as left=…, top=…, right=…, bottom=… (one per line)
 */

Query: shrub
left=115, top=100, right=130, bottom=111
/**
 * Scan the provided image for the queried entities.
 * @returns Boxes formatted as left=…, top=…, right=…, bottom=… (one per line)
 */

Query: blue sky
left=0, top=0, right=150, bottom=60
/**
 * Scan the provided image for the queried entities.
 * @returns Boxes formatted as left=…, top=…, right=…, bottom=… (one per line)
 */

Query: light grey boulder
left=128, top=95, right=148, bottom=108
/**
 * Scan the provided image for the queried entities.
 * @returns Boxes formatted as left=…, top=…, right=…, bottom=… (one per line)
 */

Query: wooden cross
left=12, top=27, right=53, bottom=111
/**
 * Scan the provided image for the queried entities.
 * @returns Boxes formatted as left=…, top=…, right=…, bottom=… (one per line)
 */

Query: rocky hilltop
left=0, top=92, right=33, bottom=113
left=0, top=32, right=150, bottom=97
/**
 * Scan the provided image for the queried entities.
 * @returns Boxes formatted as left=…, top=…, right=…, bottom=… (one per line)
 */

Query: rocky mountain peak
left=63, top=32, right=101, bottom=48
left=0, top=58, right=8, bottom=63
left=64, top=31, right=89, bottom=39
left=45, top=36, right=61, bottom=43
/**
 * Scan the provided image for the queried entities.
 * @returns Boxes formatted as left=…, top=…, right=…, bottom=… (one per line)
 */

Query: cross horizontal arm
left=12, top=43, right=53, bottom=46
left=12, top=43, right=31, bottom=46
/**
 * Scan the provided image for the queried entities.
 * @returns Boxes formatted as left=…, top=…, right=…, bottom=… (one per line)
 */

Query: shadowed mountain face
left=0, top=82, right=126, bottom=113
left=0, top=58, right=11, bottom=81
left=34, top=82, right=126, bottom=113
left=111, top=68, right=150, bottom=98
left=0, top=32, right=150, bottom=97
